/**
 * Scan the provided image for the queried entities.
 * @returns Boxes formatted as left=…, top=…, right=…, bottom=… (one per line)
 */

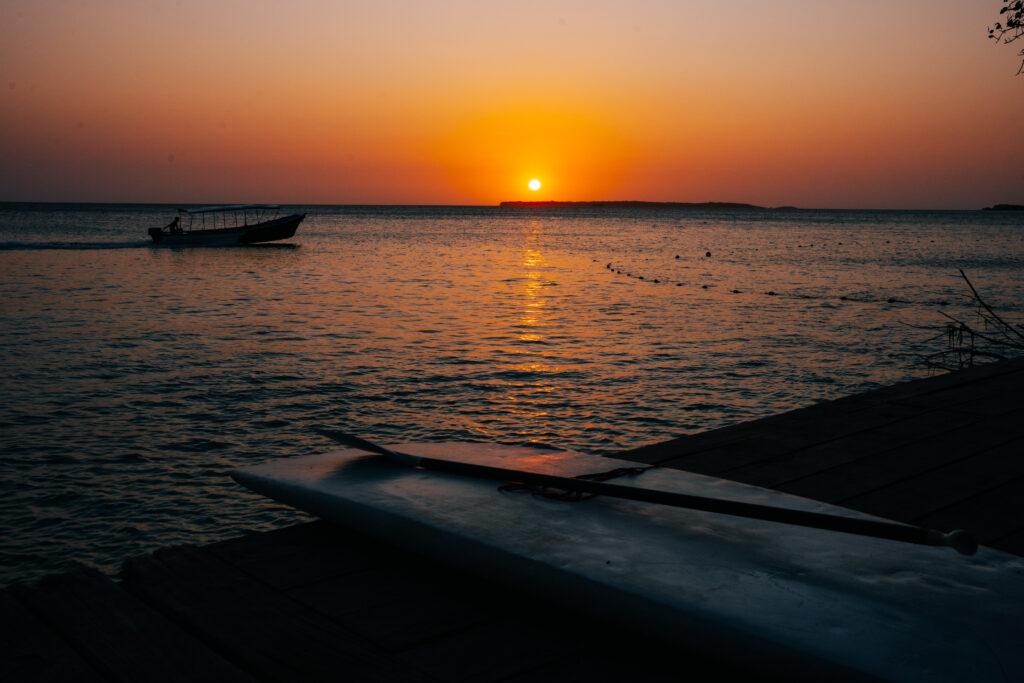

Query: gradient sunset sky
left=2, top=1, right=1022, bottom=208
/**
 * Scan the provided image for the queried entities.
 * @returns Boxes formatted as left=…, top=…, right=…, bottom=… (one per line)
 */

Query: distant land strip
left=499, top=200, right=773, bottom=209
left=501, top=201, right=1024, bottom=211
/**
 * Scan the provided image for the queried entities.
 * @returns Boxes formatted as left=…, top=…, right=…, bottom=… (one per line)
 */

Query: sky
left=1, top=0, right=1022, bottom=208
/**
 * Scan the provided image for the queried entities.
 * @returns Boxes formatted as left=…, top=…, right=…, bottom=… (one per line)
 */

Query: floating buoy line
left=597, top=257, right=908, bottom=304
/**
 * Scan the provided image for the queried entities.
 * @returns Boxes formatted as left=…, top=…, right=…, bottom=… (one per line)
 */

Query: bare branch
left=920, top=270, right=1023, bottom=370
left=958, top=269, right=1024, bottom=347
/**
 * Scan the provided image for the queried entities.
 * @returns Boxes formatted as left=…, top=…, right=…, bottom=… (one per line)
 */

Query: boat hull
left=233, top=443, right=1024, bottom=682
left=148, top=213, right=304, bottom=246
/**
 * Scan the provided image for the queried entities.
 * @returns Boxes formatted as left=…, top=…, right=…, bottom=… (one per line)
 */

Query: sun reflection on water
left=517, top=227, right=549, bottom=341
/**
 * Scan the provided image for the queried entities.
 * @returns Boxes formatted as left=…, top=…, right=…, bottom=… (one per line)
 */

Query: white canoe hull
left=233, top=443, right=1024, bottom=682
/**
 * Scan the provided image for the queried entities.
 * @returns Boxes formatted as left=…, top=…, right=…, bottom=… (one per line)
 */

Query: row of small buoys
left=606, top=260, right=777, bottom=294
left=602, top=260, right=906, bottom=303
left=671, top=251, right=712, bottom=259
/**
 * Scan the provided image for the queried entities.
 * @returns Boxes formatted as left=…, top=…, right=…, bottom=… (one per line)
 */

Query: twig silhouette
left=918, top=270, right=1024, bottom=371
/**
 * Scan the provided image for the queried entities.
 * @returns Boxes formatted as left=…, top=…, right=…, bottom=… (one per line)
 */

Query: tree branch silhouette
left=989, top=1, right=1024, bottom=75
left=917, top=270, right=1024, bottom=371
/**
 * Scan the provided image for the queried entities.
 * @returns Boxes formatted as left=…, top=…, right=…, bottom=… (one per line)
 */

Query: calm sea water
left=2, top=202, right=1023, bottom=586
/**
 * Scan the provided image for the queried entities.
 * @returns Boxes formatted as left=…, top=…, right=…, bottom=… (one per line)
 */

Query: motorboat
left=147, top=204, right=304, bottom=246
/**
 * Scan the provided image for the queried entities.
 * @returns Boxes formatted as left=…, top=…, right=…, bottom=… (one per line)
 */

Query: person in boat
left=166, top=216, right=182, bottom=234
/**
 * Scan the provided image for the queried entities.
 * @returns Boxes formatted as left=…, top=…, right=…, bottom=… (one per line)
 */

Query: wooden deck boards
left=1, top=589, right=105, bottom=683
left=4, top=357, right=1023, bottom=681
left=616, top=355, right=1024, bottom=556
left=10, top=568, right=251, bottom=682
left=3, top=522, right=729, bottom=682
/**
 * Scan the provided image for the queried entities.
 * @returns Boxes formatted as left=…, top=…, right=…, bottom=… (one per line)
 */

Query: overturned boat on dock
left=234, top=438, right=1024, bottom=683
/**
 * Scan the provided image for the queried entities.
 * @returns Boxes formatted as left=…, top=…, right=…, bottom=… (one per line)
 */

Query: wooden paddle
left=314, top=429, right=979, bottom=555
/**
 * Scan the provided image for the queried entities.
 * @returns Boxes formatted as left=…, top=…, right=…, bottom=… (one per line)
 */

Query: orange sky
left=1, top=1, right=1022, bottom=208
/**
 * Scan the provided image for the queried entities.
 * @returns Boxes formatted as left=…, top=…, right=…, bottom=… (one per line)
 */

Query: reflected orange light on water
left=516, top=226, right=548, bottom=339
left=493, top=225, right=569, bottom=425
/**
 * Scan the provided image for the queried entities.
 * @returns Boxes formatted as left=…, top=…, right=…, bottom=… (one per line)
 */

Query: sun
left=528, top=178, right=542, bottom=191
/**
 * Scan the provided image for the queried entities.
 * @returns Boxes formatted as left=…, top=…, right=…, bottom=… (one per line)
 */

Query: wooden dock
left=617, top=355, right=1024, bottom=557
left=4, top=521, right=724, bottom=682
left=4, top=357, right=1024, bottom=681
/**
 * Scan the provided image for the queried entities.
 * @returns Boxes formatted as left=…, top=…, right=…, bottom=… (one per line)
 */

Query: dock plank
left=879, top=356, right=1024, bottom=403
left=887, top=366, right=1024, bottom=416
left=121, top=545, right=430, bottom=682
left=397, top=615, right=572, bottom=682
left=210, top=521, right=747, bottom=680
left=617, top=358, right=1024, bottom=557
left=397, top=589, right=740, bottom=683
left=771, top=411, right=1024, bottom=502
left=838, top=436, right=1024, bottom=522
left=287, top=564, right=493, bottom=652
left=626, top=400, right=927, bottom=473
left=722, top=408, right=978, bottom=489
left=992, top=528, right=1024, bottom=558
left=0, top=589, right=104, bottom=683
left=207, top=519, right=378, bottom=590
left=499, top=629, right=703, bottom=683
left=912, top=476, right=1024, bottom=548
left=11, top=567, right=251, bottom=682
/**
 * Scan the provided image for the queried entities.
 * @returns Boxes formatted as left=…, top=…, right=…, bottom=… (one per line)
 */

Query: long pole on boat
left=314, top=430, right=978, bottom=555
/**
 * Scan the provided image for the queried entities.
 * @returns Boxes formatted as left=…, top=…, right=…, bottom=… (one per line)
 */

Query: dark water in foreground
left=2, top=203, right=1023, bottom=585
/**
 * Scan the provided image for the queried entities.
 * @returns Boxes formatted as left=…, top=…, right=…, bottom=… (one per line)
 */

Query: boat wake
left=0, top=240, right=149, bottom=251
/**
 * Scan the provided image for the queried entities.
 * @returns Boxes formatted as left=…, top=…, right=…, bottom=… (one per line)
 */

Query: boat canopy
left=179, top=204, right=281, bottom=214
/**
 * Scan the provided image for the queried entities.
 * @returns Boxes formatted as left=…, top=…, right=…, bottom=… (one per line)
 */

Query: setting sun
left=528, top=179, right=542, bottom=191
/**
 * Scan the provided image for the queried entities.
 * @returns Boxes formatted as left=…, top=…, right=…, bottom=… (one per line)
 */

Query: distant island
left=501, top=201, right=1024, bottom=211
left=499, top=200, right=770, bottom=209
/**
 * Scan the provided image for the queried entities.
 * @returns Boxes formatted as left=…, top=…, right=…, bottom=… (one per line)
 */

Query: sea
left=2, top=202, right=1023, bottom=586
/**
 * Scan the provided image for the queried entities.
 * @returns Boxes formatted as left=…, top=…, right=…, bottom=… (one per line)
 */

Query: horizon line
left=1, top=199, right=1020, bottom=212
